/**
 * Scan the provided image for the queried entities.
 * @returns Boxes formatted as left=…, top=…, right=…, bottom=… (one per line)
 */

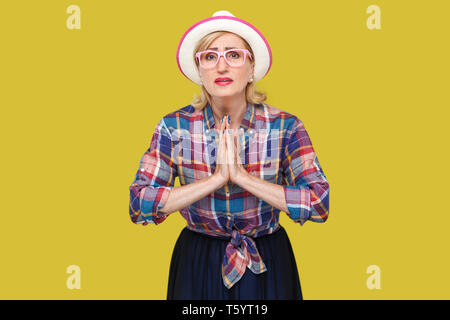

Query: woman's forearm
left=158, top=174, right=225, bottom=214
left=234, top=170, right=289, bottom=213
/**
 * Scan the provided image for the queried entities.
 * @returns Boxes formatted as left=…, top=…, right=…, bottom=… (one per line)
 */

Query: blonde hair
left=191, top=31, right=267, bottom=111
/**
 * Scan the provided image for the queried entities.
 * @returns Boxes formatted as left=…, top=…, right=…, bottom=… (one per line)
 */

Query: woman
left=129, top=10, right=330, bottom=300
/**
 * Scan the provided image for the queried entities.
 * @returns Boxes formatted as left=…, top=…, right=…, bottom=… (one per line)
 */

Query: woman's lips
left=215, top=80, right=233, bottom=86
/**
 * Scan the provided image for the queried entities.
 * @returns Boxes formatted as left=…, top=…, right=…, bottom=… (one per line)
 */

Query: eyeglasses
left=195, top=49, right=253, bottom=69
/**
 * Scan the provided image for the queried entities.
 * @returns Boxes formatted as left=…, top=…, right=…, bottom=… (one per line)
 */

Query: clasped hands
left=214, top=115, right=248, bottom=186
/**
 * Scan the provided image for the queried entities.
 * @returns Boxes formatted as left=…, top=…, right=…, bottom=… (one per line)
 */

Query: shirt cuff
left=283, top=185, right=311, bottom=226
left=140, top=186, right=172, bottom=225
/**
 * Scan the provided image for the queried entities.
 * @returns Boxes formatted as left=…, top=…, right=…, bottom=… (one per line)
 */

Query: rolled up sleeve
left=282, top=118, right=330, bottom=226
left=129, top=119, right=177, bottom=225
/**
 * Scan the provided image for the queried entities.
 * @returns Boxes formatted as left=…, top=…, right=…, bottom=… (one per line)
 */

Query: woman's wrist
left=210, top=172, right=228, bottom=189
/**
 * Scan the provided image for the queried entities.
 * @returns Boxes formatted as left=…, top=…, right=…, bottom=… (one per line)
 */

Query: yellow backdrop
left=1, top=0, right=449, bottom=299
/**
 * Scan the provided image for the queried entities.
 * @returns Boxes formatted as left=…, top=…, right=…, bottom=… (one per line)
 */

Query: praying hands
left=213, top=115, right=248, bottom=186
left=158, top=114, right=290, bottom=215
left=211, top=115, right=289, bottom=212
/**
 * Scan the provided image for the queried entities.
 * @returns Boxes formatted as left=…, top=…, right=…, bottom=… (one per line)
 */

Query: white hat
left=176, top=10, right=272, bottom=85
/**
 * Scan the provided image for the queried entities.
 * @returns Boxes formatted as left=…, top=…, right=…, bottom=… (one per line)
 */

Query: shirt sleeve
left=129, top=118, right=178, bottom=226
left=281, top=118, right=330, bottom=226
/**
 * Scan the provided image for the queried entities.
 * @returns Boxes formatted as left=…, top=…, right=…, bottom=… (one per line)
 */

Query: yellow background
left=1, top=0, right=449, bottom=299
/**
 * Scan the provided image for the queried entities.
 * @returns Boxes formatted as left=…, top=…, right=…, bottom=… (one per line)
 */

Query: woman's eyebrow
left=206, top=47, right=237, bottom=50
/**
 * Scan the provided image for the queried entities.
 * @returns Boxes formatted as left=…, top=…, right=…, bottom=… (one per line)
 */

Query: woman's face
left=197, top=33, right=254, bottom=99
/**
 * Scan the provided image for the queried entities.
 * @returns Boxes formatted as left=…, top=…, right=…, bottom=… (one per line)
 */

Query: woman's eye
left=230, top=52, right=240, bottom=59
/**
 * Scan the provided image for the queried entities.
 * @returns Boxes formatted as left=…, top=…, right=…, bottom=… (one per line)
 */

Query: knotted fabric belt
left=185, top=224, right=280, bottom=289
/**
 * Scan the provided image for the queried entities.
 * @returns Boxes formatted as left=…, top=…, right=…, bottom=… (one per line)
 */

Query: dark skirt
left=167, top=224, right=302, bottom=300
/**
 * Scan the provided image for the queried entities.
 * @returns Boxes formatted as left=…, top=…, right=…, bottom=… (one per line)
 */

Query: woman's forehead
left=209, top=33, right=246, bottom=48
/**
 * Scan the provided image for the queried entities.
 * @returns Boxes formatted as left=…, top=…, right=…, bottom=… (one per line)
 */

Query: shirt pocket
left=173, top=128, right=210, bottom=185
left=259, top=158, right=281, bottom=183
left=245, top=129, right=283, bottom=184
left=246, top=157, right=281, bottom=184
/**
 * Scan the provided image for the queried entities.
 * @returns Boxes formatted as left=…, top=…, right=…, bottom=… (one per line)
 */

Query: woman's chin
left=210, top=88, right=245, bottom=99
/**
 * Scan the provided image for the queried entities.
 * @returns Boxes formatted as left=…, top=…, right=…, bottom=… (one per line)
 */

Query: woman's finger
left=233, top=131, right=240, bottom=165
left=220, top=116, right=228, bottom=164
left=226, top=129, right=234, bottom=165
left=217, top=118, right=224, bottom=164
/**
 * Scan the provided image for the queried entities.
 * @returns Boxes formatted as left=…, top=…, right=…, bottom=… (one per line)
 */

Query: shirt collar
left=203, top=101, right=256, bottom=131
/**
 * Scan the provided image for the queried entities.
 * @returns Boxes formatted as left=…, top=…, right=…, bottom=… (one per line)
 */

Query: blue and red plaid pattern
left=129, top=101, right=330, bottom=289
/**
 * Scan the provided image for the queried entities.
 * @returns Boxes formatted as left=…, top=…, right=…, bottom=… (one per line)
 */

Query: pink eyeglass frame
left=195, top=49, right=253, bottom=69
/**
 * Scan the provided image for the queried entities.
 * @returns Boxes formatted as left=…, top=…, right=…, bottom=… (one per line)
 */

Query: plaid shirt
left=129, top=102, right=330, bottom=289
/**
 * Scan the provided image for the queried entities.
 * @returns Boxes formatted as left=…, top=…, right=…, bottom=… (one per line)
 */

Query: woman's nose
left=216, top=55, right=228, bottom=70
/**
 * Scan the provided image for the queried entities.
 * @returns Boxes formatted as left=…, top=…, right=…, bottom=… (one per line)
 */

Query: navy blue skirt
left=167, top=225, right=302, bottom=300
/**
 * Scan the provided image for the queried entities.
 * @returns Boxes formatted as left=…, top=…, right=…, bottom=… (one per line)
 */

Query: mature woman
left=129, top=10, right=330, bottom=300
